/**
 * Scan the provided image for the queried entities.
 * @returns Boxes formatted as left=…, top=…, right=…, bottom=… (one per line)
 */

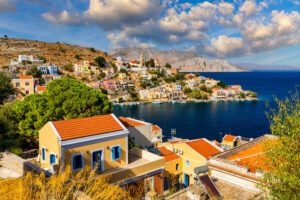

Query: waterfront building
left=161, top=138, right=223, bottom=187
left=164, top=69, right=178, bottom=76
left=205, top=78, right=219, bottom=87
left=11, top=75, right=35, bottom=96
left=118, top=73, right=127, bottom=80
left=208, top=134, right=273, bottom=192
left=119, top=117, right=163, bottom=148
left=38, top=114, right=165, bottom=196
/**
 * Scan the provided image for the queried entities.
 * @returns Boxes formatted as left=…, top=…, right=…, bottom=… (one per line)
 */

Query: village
left=3, top=54, right=258, bottom=103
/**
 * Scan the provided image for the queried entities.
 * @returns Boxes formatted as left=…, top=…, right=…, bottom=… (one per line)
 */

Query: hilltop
left=109, top=47, right=247, bottom=72
left=0, top=38, right=113, bottom=67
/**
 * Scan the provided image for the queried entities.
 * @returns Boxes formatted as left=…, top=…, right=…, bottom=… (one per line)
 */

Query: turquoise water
left=113, top=72, right=300, bottom=141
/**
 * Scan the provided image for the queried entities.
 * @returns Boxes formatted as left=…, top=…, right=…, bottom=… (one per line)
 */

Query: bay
left=113, top=71, right=300, bottom=141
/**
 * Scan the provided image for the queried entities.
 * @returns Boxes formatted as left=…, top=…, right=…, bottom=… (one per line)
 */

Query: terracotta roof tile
left=52, top=114, right=124, bottom=141
left=119, top=117, right=145, bottom=127
left=211, top=140, right=221, bottom=147
left=185, top=139, right=222, bottom=159
left=226, top=142, right=267, bottom=172
left=169, top=139, right=188, bottom=144
left=37, top=86, right=47, bottom=92
left=223, top=134, right=237, bottom=142
left=157, top=147, right=181, bottom=162
left=17, top=75, right=33, bottom=79
left=152, top=125, right=161, bottom=132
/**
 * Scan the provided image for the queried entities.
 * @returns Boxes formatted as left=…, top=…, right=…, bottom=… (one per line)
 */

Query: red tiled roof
left=18, top=75, right=33, bottom=79
left=157, top=146, right=181, bottom=162
left=119, top=117, right=145, bottom=127
left=37, top=86, right=47, bottom=92
left=52, top=114, right=124, bottom=141
left=226, top=142, right=267, bottom=172
left=211, top=140, right=221, bottom=147
left=223, top=134, right=237, bottom=142
left=152, top=125, right=161, bottom=132
left=185, top=139, right=222, bottom=160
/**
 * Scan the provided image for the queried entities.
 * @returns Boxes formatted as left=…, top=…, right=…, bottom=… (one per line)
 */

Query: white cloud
left=0, top=0, right=15, bottom=13
left=42, top=0, right=163, bottom=30
left=239, top=0, right=259, bottom=17
left=218, top=2, right=234, bottom=15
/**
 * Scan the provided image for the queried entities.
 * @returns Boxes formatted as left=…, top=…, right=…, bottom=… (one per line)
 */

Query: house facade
left=222, top=134, right=241, bottom=149
left=38, top=114, right=165, bottom=196
left=119, top=117, right=163, bottom=148
left=11, top=75, right=35, bottom=96
left=161, top=138, right=223, bottom=187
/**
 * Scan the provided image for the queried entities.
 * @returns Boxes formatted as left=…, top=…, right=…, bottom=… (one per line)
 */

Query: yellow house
left=222, top=134, right=240, bottom=149
left=39, top=114, right=165, bottom=196
left=157, top=146, right=182, bottom=181
left=118, top=73, right=127, bottom=80
left=161, top=138, right=223, bottom=187
left=11, top=75, right=35, bottom=96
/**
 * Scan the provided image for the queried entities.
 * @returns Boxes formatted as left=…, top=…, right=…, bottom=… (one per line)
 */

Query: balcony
left=101, top=147, right=165, bottom=184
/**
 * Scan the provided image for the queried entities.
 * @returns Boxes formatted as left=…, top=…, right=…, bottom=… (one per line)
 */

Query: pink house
left=102, top=79, right=116, bottom=90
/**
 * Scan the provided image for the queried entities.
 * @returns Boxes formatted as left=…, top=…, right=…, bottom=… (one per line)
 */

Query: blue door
left=92, top=150, right=103, bottom=172
left=184, top=174, right=190, bottom=187
left=50, top=154, right=56, bottom=164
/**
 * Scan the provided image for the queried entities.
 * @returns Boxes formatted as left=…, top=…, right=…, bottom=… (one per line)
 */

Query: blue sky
left=0, top=0, right=299, bottom=67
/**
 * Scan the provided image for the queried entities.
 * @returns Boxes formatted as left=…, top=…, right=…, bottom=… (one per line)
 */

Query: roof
left=168, top=139, right=189, bottom=144
left=157, top=146, right=181, bottom=162
left=186, top=139, right=222, bottom=160
left=51, top=114, right=125, bottom=141
left=223, top=134, right=237, bottom=142
left=119, top=117, right=146, bottom=127
left=226, top=141, right=267, bottom=172
left=17, top=75, right=33, bottom=79
left=37, top=86, right=47, bottom=92
left=152, top=125, right=161, bottom=132
left=211, top=140, right=221, bottom=147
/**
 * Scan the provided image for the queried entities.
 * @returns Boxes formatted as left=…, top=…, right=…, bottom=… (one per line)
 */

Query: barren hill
left=109, top=47, right=247, bottom=72
left=0, top=38, right=113, bottom=67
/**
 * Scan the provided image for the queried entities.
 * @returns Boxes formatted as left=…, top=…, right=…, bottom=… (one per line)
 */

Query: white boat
left=152, top=100, right=163, bottom=104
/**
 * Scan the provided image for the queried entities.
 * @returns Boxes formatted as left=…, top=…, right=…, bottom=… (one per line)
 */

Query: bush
left=74, top=54, right=80, bottom=59
left=164, top=63, right=171, bottom=68
left=63, top=63, right=73, bottom=72
left=217, top=81, right=226, bottom=88
left=195, top=73, right=200, bottom=77
left=249, top=91, right=257, bottom=98
left=90, top=47, right=96, bottom=52
left=0, top=72, right=14, bottom=104
left=200, top=85, right=208, bottom=92
left=60, top=49, right=66, bottom=53
left=239, top=92, right=246, bottom=98
left=120, top=68, right=127, bottom=73
left=26, top=66, right=42, bottom=78
left=140, top=81, right=151, bottom=89
left=183, top=87, right=192, bottom=94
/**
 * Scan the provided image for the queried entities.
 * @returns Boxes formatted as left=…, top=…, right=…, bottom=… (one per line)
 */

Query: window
left=176, top=163, right=179, bottom=171
left=50, top=153, right=56, bottom=164
left=72, top=153, right=83, bottom=171
left=25, top=82, right=30, bottom=86
left=42, top=147, right=45, bottom=161
left=186, top=160, right=190, bottom=167
left=111, top=145, right=121, bottom=161
left=25, top=90, right=30, bottom=95
left=15, top=82, right=20, bottom=87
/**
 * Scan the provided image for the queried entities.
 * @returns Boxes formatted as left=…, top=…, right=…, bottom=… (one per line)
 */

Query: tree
left=145, top=59, right=155, bottom=68
left=0, top=72, right=14, bottom=104
left=39, top=56, right=47, bottom=63
left=195, top=73, right=200, bottom=77
left=249, top=91, right=257, bottom=98
left=0, top=103, right=20, bottom=152
left=140, top=81, right=151, bottom=89
left=13, top=78, right=113, bottom=138
left=63, top=63, right=73, bottom=72
left=74, top=54, right=80, bottom=59
left=4, top=35, right=7, bottom=39
left=200, top=85, right=208, bottom=92
left=183, top=87, right=192, bottom=94
left=174, top=73, right=185, bottom=80
left=217, top=81, right=226, bottom=88
left=120, top=68, right=127, bottom=74
left=94, top=56, right=106, bottom=68
left=164, top=63, right=171, bottom=68
left=90, top=47, right=96, bottom=52
left=239, top=92, right=245, bottom=98
left=26, top=66, right=42, bottom=78
left=260, top=95, right=300, bottom=200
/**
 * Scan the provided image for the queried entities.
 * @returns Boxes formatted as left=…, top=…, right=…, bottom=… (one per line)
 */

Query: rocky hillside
left=109, top=47, right=247, bottom=72
left=0, top=38, right=113, bottom=67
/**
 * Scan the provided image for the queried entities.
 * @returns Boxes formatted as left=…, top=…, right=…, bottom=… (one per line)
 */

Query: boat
left=152, top=100, right=163, bottom=104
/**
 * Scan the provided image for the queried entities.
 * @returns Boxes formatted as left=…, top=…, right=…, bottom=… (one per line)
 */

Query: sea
left=113, top=71, right=300, bottom=142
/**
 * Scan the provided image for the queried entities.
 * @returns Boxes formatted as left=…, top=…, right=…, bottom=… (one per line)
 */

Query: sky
left=0, top=0, right=300, bottom=67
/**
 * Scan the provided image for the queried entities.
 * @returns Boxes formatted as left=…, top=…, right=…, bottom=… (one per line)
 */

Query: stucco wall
left=39, top=122, right=61, bottom=169
left=128, top=125, right=152, bottom=147
left=63, top=136, right=127, bottom=171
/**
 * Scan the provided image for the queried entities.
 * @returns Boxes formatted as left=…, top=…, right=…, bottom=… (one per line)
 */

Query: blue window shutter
left=80, top=155, right=83, bottom=168
left=42, top=148, right=45, bottom=161
left=112, top=147, right=115, bottom=160
left=117, top=146, right=120, bottom=159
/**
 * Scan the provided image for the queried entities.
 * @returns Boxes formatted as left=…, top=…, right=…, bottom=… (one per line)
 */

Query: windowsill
left=111, top=158, right=121, bottom=161
left=72, top=167, right=83, bottom=172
